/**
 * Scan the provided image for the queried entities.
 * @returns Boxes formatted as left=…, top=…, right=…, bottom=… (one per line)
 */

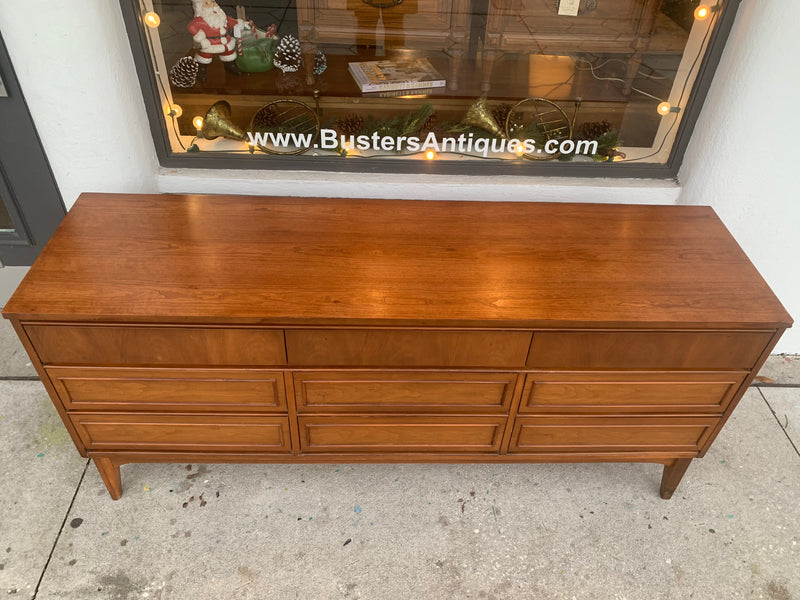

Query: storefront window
left=124, top=0, right=736, bottom=175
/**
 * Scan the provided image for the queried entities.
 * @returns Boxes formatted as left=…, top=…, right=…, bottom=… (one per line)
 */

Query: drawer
left=47, top=367, right=287, bottom=413
left=294, top=371, right=517, bottom=413
left=519, top=372, right=747, bottom=414
left=286, top=329, right=532, bottom=367
left=299, top=416, right=506, bottom=453
left=25, top=324, right=286, bottom=366
left=508, top=416, right=718, bottom=454
left=527, top=331, right=772, bottom=370
left=71, top=413, right=291, bottom=452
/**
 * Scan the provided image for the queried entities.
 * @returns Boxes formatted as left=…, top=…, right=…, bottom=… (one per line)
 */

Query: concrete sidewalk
left=1, top=319, right=798, bottom=600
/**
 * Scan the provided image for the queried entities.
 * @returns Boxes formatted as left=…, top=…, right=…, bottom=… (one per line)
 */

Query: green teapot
left=236, top=37, right=276, bottom=73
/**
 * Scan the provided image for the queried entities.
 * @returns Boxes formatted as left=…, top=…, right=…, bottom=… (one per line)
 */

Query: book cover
left=348, top=58, right=446, bottom=93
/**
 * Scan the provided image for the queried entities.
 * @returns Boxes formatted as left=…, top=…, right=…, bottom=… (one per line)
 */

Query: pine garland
left=361, top=104, right=436, bottom=140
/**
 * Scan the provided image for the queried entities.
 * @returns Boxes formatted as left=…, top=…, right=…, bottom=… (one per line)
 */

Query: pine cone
left=577, top=120, right=613, bottom=140
left=169, top=57, right=199, bottom=88
left=334, top=114, right=364, bottom=137
left=418, top=114, right=438, bottom=136
left=314, top=51, right=327, bottom=76
left=275, top=35, right=302, bottom=73
left=252, top=105, right=278, bottom=132
left=491, top=104, right=513, bottom=130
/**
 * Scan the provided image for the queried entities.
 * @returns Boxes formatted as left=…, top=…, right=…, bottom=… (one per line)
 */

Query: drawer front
left=299, top=416, right=506, bottom=453
left=508, top=416, right=718, bottom=454
left=71, top=413, right=291, bottom=452
left=519, top=372, right=746, bottom=414
left=527, top=331, right=772, bottom=370
left=294, top=371, right=517, bottom=413
left=47, top=367, right=287, bottom=413
left=26, top=325, right=286, bottom=366
left=286, top=329, right=532, bottom=367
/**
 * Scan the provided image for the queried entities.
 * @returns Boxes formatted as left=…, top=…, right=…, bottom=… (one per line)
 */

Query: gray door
left=0, top=31, right=65, bottom=266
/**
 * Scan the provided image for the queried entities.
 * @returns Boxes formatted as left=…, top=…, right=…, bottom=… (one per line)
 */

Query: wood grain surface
left=293, top=370, right=517, bottom=413
left=3, top=194, right=792, bottom=328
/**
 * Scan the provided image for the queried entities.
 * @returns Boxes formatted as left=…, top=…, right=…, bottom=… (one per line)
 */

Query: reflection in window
left=134, top=0, right=727, bottom=167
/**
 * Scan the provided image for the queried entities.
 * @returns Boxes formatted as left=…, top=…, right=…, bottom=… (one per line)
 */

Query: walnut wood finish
left=660, top=458, right=693, bottom=499
left=26, top=325, right=286, bottom=366
left=299, top=415, right=506, bottom=453
left=94, top=457, right=123, bottom=501
left=519, top=372, right=747, bottom=414
left=71, top=414, right=291, bottom=453
left=2, top=194, right=792, bottom=500
left=293, top=371, right=517, bottom=413
left=508, top=416, right=718, bottom=454
left=527, top=331, right=772, bottom=370
left=4, top=195, right=790, bottom=328
left=286, top=329, right=531, bottom=367
left=47, top=367, right=287, bottom=413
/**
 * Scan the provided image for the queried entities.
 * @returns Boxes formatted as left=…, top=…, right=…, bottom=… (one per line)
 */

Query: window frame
left=119, top=0, right=742, bottom=179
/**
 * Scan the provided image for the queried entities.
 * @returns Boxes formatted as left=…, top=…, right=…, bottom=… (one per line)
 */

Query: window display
left=123, top=0, right=737, bottom=175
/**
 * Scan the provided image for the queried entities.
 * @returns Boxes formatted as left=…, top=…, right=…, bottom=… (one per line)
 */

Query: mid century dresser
left=2, top=194, right=791, bottom=500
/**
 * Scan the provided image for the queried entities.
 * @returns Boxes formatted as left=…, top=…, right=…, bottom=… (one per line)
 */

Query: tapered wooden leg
left=660, top=458, right=693, bottom=499
left=94, top=457, right=123, bottom=500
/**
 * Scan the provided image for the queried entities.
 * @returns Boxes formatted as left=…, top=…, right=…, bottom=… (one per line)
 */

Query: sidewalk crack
left=31, top=459, right=91, bottom=599
left=757, top=387, right=800, bottom=459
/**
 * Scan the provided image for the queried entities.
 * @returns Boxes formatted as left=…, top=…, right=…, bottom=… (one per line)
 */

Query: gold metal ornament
left=505, top=97, right=572, bottom=161
left=199, top=100, right=247, bottom=141
left=249, top=98, right=321, bottom=156
left=462, top=95, right=507, bottom=139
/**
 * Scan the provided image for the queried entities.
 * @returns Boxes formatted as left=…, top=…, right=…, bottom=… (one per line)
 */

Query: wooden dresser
left=2, top=194, right=791, bottom=500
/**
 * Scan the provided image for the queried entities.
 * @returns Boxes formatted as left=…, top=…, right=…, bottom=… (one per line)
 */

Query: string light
left=425, top=150, right=436, bottom=160
left=694, top=5, right=710, bottom=20
left=657, top=102, right=680, bottom=115
left=192, top=116, right=204, bottom=130
left=166, top=104, right=182, bottom=118
left=144, top=12, right=161, bottom=27
left=515, top=145, right=526, bottom=157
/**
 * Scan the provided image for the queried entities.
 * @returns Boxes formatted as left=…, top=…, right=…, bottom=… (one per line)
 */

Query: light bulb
left=166, top=104, right=183, bottom=118
left=425, top=150, right=436, bottom=160
left=193, top=116, right=204, bottom=130
left=657, top=102, right=672, bottom=115
left=515, top=145, right=525, bottom=157
left=694, top=5, right=710, bottom=20
left=144, top=12, right=161, bottom=28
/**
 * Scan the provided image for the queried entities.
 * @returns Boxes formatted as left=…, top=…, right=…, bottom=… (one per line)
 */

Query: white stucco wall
left=678, top=0, right=800, bottom=352
left=0, top=2, right=159, bottom=205
left=0, top=0, right=796, bottom=350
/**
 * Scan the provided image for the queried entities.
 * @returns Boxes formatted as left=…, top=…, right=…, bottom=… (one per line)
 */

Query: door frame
left=0, top=30, right=66, bottom=266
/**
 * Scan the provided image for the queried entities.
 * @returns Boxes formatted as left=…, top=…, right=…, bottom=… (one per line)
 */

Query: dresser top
left=2, top=193, right=791, bottom=329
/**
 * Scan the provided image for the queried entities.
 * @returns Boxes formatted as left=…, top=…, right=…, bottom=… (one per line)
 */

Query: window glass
left=134, top=0, right=729, bottom=170
left=0, top=192, right=13, bottom=231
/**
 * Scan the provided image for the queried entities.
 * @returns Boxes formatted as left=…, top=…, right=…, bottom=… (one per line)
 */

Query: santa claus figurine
left=187, top=0, right=243, bottom=81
